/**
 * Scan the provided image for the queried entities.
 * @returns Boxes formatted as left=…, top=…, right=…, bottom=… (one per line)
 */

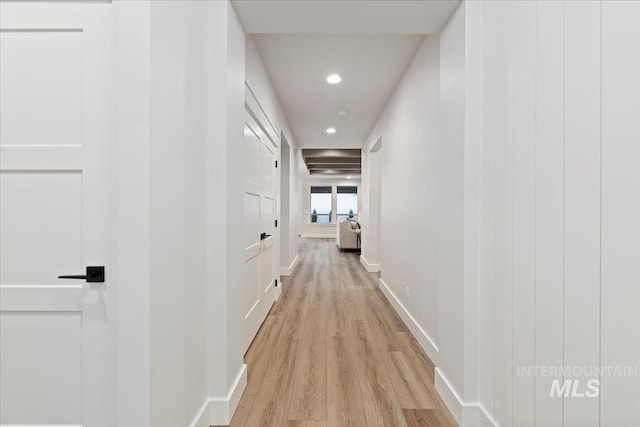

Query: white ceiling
left=236, top=0, right=461, bottom=151
left=232, top=0, right=461, bottom=34
left=253, top=34, right=425, bottom=148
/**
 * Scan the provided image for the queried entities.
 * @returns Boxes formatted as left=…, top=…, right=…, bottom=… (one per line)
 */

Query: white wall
left=114, top=1, right=152, bottom=425
left=149, top=2, right=200, bottom=426
left=360, top=141, right=382, bottom=270
left=362, top=24, right=452, bottom=370
left=361, top=4, right=470, bottom=414
left=118, top=1, right=247, bottom=426
left=366, top=3, right=640, bottom=426
left=364, top=3, right=640, bottom=426
left=465, top=2, right=640, bottom=426
left=151, top=2, right=244, bottom=426
left=140, top=9, right=300, bottom=426
left=437, top=2, right=466, bottom=407
left=300, top=178, right=362, bottom=238
left=280, top=138, right=292, bottom=272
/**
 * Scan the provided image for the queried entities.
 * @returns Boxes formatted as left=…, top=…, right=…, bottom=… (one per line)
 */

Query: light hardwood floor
left=228, top=238, right=457, bottom=427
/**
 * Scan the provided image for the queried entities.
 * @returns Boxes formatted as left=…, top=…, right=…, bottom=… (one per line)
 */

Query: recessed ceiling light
left=326, top=74, right=342, bottom=84
left=326, top=127, right=336, bottom=134
left=337, top=107, right=348, bottom=117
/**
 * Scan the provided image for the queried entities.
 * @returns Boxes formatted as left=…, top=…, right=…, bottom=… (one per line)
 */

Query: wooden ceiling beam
left=309, top=169, right=362, bottom=175
left=305, top=157, right=361, bottom=165
left=302, top=149, right=361, bottom=158
left=308, top=163, right=361, bottom=169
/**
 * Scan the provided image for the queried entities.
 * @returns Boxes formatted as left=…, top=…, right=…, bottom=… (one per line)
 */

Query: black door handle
left=260, top=232, right=272, bottom=241
left=58, top=266, right=105, bottom=283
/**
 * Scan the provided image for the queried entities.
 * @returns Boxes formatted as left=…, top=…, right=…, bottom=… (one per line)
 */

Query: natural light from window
left=310, top=186, right=332, bottom=223
left=337, top=186, right=358, bottom=222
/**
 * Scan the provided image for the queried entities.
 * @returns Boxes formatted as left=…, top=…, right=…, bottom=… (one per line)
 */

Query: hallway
left=229, top=239, right=457, bottom=427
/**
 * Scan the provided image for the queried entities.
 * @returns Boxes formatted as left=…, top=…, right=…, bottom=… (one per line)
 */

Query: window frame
left=308, top=183, right=359, bottom=225
left=336, top=185, right=359, bottom=223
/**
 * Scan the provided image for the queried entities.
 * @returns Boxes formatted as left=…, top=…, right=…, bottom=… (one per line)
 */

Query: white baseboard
left=279, top=254, right=299, bottom=276
left=359, top=255, right=380, bottom=272
left=190, top=399, right=213, bottom=427
left=378, top=278, right=498, bottom=427
left=434, top=367, right=463, bottom=424
left=300, top=233, right=335, bottom=238
left=378, top=278, right=439, bottom=364
left=435, top=368, right=497, bottom=427
left=188, top=364, right=247, bottom=427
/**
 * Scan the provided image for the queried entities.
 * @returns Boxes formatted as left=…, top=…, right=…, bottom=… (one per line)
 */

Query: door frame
left=111, top=1, right=153, bottom=425
left=278, top=132, right=292, bottom=290
left=245, top=84, right=281, bottom=301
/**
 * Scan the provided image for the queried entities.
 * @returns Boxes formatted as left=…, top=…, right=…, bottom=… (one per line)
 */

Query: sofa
left=337, top=219, right=361, bottom=251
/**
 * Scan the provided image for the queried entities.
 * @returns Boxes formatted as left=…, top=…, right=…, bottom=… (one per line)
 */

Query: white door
left=243, top=111, right=277, bottom=352
left=0, top=3, right=112, bottom=426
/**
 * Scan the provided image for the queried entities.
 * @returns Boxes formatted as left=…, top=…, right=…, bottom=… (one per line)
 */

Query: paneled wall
left=467, top=1, right=640, bottom=425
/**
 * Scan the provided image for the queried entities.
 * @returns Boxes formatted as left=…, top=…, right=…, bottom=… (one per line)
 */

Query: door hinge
left=275, top=219, right=278, bottom=228
left=275, top=160, right=278, bottom=168
left=275, top=279, right=279, bottom=287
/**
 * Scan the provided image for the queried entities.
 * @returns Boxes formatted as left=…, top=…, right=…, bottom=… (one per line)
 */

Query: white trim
left=434, top=368, right=498, bottom=427
left=434, top=367, right=463, bottom=423
left=189, top=399, right=213, bottom=427
left=1, top=425, right=81, bottom=427
left=378, top=278, right=439, bottom=362
left=188, top=364, right=248, bottom=427
left=114, top=1, right=152, bottom=424
left=300, top=233, right=335, bottom=239
left=0, top=284, right=83, bottom=289
left=378, top=275, right=497, bottom=427
left=244, top=82, right=278, bottom=147
left=280, top=254, right=299, bottom=276
left=226, top=364, right=248, bottom=422
left=359, top=255, right=380, bottom=272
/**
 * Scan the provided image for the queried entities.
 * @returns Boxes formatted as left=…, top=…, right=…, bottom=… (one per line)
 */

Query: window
left=310, top=186, right=332, bottom=223
left=337, top=186, right=358, bottom=222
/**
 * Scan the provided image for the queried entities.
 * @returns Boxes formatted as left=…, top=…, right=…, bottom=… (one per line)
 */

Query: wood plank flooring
left=229, top=238, right=457, bottom=427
